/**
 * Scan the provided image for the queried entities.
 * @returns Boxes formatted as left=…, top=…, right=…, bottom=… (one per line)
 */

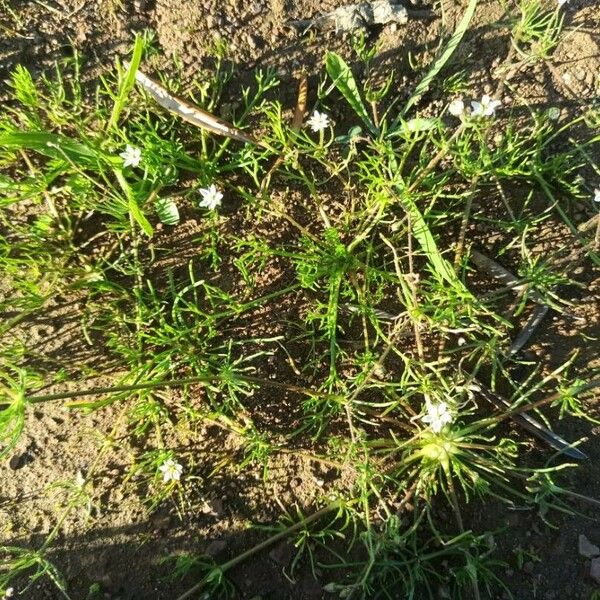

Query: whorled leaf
left=155, top=197, right=180, bottom=226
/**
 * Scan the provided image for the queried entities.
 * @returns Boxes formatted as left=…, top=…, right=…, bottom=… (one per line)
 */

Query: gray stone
left=578, top=534, right=600, bottom=558
left=591, top=557, right=600, bottom=584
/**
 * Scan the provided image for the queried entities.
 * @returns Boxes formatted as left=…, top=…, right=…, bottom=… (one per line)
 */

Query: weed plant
left=1, top=1, right=599, bottom=598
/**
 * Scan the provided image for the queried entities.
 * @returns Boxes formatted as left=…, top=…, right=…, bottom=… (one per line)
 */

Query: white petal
left=448, top=99, right=464, bottom=116
left=470, top=101, right=482, bottom=115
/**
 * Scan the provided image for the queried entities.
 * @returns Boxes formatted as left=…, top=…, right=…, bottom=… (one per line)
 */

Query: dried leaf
left=291, top=75, right=308, bottom=132
left=128, top=63, right=259, bottom=145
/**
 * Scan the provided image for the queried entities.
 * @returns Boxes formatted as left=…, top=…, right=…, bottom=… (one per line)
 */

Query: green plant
left=1, top=8, right=598, bottom=599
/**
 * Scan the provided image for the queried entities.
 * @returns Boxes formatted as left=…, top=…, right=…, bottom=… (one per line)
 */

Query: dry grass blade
left=127, top=63, right=260, bottom=145
left=260, top=75, right=307, bottom=193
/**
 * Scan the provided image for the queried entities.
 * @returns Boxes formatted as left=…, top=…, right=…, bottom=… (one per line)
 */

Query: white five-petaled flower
left=198, top=184, right=223, bottom=210
left=594, top=188, right=600, bottom=203
left=421, top=402, right=453, bottom=433
left=470, top=95, right=501, bottom=118
left=159, top=458, right=183, bottom=483
left=3, top=588, right=14, bottom=599
left=448, top=98, right=465, bottom=117
left=307, top=110, right=330, bottom=133
left=119, top=144, right=142, bottom=168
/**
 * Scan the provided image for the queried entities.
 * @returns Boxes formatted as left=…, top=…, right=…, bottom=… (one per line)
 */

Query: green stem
left=175, top=500, right=344, bottom=600
left=9, top=374, right=339, bottom=406
left=534, top=172, right=600, bottom=267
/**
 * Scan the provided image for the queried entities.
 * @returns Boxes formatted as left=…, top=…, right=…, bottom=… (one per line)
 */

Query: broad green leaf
left=326, top=52, right=376, bottom=134
left=155, top=197, right=180, bottom=226
left=398, top=0, right=478, bottom=119
left=0, top=175, right=14, bottom=191
left=108, top=34, right=144, bottom=131
left=407, top=117, right=440, bottom=132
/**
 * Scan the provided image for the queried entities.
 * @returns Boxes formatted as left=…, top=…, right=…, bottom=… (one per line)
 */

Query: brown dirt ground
left=1, top=0, right=599, bottom=599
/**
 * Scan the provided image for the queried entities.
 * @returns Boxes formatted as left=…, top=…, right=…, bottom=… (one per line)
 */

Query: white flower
left=3, top=589, right=14, bottom=600
left=594, top=188, right=600, bottom=203
left=421, top=402, right=453, bottom=433
left=470, top=95, right=501, bottom=118
left=557, top=0, right=568, bottom=6
left=307, top=110, right=330, bottom=132
left=119, top=144, right=142, bottom=168
left=198, top=184, right=223, bottom=210
left=159, top=458, right=183, bottom=483
left=448, top=98, right=465, bottom=117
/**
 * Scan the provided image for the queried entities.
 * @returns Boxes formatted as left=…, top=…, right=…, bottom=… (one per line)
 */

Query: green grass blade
left=396, top=189, right=464, bottom=289
left=114, top=169, right=154, bottom=237
left=326, top=52, right=377, bottom=134
left=107, top=34, right=144, bottom=131
left=398, top=0, right=478, bottom=119
left=0, top=131, right=114, bottom=167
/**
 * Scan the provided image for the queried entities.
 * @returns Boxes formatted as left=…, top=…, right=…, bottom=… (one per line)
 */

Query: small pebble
left=523, top=560, right=534, bottom=575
